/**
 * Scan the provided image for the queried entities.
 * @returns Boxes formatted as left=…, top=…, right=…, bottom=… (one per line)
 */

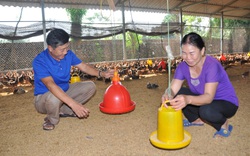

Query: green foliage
left=162, top=13, right=249, bottom=39
left=210, top=18, right=250, bottom=28
left=162, top=13, right=250, bottom=52
left=163, top=14, right=209, bottom=37
left=126, top=32, right=143, bottom=58
left=209, top=18, right=250, bottom=39
left=66, top=8, right=87, bottom=52
left=66, top=8, right=87, bottom=24
left=94, top=42, right=104, bottom=62
left=126, top=32, right=142, bottom=48
left=0, top=39, right=10, bottom=43
left=163, top=14, right=179, bottom=22
left=86, top=12, right=110, bottom=23
left=182, top=15, right=209, bottom=36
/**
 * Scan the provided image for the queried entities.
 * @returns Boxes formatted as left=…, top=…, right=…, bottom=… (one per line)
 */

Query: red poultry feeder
left=99, top=71, right=136, bottom=114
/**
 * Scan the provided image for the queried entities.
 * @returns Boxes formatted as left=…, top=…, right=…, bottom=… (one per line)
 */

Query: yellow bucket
left=70, top=73, right=81, bottom=84
left=157, top=106, right=184, bottom=142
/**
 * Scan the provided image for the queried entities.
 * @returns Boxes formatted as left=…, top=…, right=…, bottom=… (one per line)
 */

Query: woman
left=162, top=32, right=238, bottom=138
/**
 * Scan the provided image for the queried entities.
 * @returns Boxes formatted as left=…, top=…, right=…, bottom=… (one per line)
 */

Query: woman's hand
left=161, top=93, right=171, bottom=108
left=170, top=94, right=189, bottom=110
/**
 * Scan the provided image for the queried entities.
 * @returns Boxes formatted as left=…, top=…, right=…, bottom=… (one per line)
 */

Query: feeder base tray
left=149, top=130, right=191, bottom=149
left=99, top=101, right=136, bottom=114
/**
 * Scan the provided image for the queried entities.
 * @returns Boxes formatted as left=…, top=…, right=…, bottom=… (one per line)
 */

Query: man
left=32, top=28, right=114, bottom=130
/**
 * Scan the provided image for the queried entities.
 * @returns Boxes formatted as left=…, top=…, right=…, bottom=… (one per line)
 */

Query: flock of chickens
left=0, top=70, right=34, bottom=94
left=0, top=52, right=249, bottom=94
left=72, top=58, right=179, bottom=82
left=217, top=53, right=250, bottom=78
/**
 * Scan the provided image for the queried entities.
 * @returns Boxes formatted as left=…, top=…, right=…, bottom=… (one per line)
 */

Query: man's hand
left=71, top=103, right=90, bottom=118
left=102, top=69, right=115, bottom=79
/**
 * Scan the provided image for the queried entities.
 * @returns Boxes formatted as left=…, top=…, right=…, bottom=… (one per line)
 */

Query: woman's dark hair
left=181, top=32, right=205, bottom=51
left=46, top=28, right=69, bottom=49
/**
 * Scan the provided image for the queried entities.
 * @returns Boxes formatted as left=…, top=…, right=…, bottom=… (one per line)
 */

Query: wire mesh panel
left=0, top=46, right=11, bottom=71
left=0, top=42, right=44, bottom=71
left=0, top=26, right=249, bottom=72
left=73, top=39, right=124, bottom=63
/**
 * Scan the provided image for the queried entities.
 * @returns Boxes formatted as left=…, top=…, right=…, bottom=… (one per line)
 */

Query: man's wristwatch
left=98, top=70, right=102, bottom=78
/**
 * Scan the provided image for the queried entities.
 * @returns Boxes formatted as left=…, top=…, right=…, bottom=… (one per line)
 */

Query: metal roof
left=0, top=0, right=249, bottom=20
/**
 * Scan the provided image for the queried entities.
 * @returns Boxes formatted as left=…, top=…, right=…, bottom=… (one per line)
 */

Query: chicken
left=26, top=71, right=34, bottom=87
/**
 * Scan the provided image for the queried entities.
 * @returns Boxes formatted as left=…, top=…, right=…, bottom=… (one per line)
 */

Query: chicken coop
left=0, top=0, right=249, bottom=76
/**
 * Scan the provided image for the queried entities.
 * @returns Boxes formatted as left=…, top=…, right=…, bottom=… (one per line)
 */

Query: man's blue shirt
left=32, top=49, right=82, bottom=95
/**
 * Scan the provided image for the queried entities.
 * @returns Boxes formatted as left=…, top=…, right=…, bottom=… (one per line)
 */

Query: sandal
left=43, top=118, right=55, bottom=130
left=183, top=119, right=204, bottom=127
left=59, top=113, right=77, bottom=118
left=213, top=125, right=233, bottom=138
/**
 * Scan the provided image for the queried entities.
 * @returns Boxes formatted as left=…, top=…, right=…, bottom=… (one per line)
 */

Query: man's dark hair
left=181, top=32, right=205, bottom=51
left=46, top=28, right=69, bottom=49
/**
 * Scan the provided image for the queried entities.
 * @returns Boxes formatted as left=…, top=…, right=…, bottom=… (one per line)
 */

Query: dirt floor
left=0, top=64, right=250, bottom=156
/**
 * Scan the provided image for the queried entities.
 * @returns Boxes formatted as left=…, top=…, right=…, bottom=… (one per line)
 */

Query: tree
left=66, top=8, right=87, bottom=24
left=163, top=14, right=178, bottom=23
left=182, top=15, right=209, bottom=36
left=126, top=32, right=143, bottom=59
left=66, top=8, right=87, bottom=52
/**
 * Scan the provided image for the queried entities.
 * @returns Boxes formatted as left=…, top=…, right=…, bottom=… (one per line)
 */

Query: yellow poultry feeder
left=149, top=102, right=191, bottom=150
left=70, top=73, right=81, bottom=84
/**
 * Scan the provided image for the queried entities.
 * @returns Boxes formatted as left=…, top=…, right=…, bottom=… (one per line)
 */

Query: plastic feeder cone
left=149, top=105, right=191, bottom=149
left=70, top=73, right=81, bottom=84
left=99, top=71, right=136, bottom=114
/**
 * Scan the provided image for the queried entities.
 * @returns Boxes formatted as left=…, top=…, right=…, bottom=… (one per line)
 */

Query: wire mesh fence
left=0, top=25, right=249, bottom=72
